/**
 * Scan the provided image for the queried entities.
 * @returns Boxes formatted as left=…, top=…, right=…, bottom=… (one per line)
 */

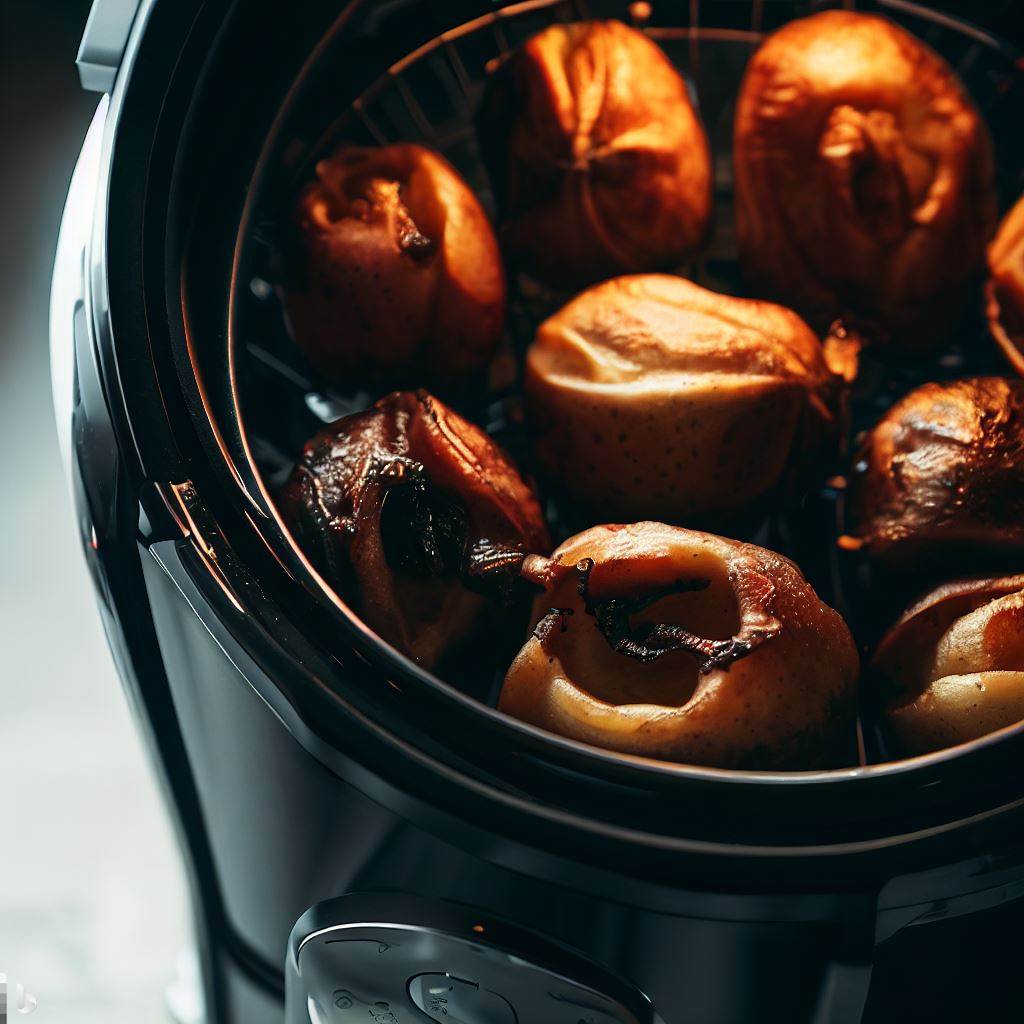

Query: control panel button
left=408, top=973, right=516, bottom=1023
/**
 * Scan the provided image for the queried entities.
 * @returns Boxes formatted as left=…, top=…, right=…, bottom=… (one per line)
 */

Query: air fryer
left=50, top=1, right=1024, bottom=1022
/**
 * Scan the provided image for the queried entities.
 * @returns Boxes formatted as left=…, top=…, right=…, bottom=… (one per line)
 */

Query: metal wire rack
left=230, top=0, right=1024, bottom=769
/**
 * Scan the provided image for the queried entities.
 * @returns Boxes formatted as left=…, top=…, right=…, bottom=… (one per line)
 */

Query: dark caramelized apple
left=850, top=378, right=1024, bottom=564
left=281, top=391, right=549, bottom=668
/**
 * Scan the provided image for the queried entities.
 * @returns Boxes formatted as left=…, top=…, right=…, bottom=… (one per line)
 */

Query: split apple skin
left=524, top=274, right=843, bottom=523
left=986, top=194, right=1024, bottom=375
left=850, top=377, right=1024, bottom=565
left=873, top=575, right=1024, bottom=755
left=479, top=19, right=712, bottom=289
left=282, top=143, right=505, bottom=391
left=499, top=522, right=859, bottom=770
left=280, top=390, right=549, bottom=669
left=734, top=10, right=995, bottom=350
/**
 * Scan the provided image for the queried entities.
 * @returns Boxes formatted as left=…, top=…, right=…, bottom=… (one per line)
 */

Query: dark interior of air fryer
left=232, top=0, right=1024, bottom=771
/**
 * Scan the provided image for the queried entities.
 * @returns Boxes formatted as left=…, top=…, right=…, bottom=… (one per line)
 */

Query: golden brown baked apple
left=479, top=20, right=712, bottom=289
left=282, top=143, right=505, bottom=390
left=281, top=390, right=549, bottom=668
left=873, top=575, right=1024, bottom=755
left=734, top=10, right=995, bottom=349
left=986, top=195, right=1024, bottom=375
left=849, top=378, right=1024, bottom=564
left=499, top=522, right=858, bottom=769
left=524, top=275, right=844, bottom=523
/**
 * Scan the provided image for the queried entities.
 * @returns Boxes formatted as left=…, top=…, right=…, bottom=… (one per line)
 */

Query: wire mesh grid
left=232, top=0, right=1024, bottom=769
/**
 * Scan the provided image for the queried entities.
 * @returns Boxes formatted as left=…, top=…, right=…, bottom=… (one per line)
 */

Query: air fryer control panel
left=287, top=895, right=659, bottom=1024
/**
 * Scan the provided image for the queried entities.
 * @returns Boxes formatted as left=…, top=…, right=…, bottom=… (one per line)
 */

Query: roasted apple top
left=280, top=390, right=549, bottom=668
left=282, top=143, right=505, bottom=391
left=499, top=522, right=859, bottom=769
left=734, top=10, right=995, bottom=350
left=850, top=377, right=1024, bottom=563
left=479, top=19, right=712, bottom=288
left=525, top=275, right=844, bottom=521
left=873, top=575, right=1024, bottom=755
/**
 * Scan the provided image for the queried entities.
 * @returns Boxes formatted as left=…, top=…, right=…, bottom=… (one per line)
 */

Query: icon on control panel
left=408, top=973, right=517, bottom=1023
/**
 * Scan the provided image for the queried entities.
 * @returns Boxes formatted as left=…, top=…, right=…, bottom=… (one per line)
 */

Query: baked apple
left=849, top=377, right=1024, bottom=564
left=734, top=10, right=995, bottom=349
left=282, top=143, right=505, bottom=390
left=499, top=522, right=859, bottom=769
left=873, top=575, right=1024, bottom=755
left=478, top=19, right=712, bottom=289
left=986, top=195, right=1024, bottom=375
left=524, top=274, right=844, bottom=522
left=280, top=390, right=549, bottom=668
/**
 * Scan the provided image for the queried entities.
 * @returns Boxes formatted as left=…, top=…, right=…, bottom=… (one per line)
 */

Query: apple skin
left=525, top=274, right=842, bottom=523
left=282, top=144, right=505, bottom=392
left=280, top=390, right=549, bottom=669
left=479, top=19, right=712, bottom=289
left=734, top=10, right=995, bottom=350
left=873, top=575, right=1024, bottom=755
left=986, top=194, right=1024, bottom=376
left=850, top=377, right=1024, bottom=565
left=499, top=522, right=859, bottom=770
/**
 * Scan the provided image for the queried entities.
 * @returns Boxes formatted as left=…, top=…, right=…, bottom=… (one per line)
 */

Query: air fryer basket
left=224, top=0, right=1024, bottom=777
